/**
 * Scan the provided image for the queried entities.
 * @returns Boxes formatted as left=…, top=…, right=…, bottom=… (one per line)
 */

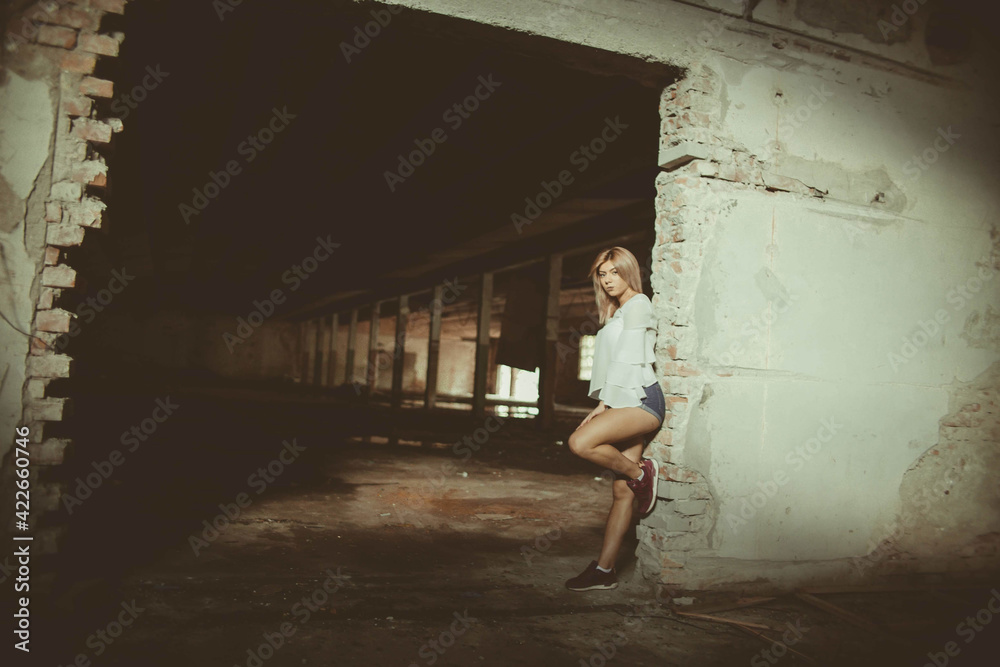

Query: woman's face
left=597, top=260, right=630, bottom=300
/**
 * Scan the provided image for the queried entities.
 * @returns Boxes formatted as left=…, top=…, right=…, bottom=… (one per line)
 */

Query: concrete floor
left=27, top=380, right=1000, bottom=666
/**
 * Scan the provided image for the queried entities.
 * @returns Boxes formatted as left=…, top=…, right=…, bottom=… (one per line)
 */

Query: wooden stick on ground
left=675, top=611, right=775, bottom=631
left=685, top=596, right=778, bottom=615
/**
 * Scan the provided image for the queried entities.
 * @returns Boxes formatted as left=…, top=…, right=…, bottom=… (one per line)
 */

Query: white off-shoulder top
left=587, top=293, right=657, bottom=408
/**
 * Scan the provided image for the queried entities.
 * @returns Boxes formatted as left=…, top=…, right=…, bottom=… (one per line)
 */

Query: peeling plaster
left=0, top=65, right=55, bottom=467
left=0, top=70, right=54, bottom=208
left=894, top=360, right=1000, bottom=560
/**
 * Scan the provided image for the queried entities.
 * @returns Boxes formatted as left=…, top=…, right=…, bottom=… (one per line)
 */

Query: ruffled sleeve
left=601, top=296, right=657, bottom=407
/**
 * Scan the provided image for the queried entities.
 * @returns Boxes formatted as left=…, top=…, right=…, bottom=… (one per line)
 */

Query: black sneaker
left=565, top=560, right=618, bottom=591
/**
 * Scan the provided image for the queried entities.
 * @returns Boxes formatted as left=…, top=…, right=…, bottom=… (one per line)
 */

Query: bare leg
left=597, top=440, right=643, bottom=569
left=567, top=406, right=660, bottom=479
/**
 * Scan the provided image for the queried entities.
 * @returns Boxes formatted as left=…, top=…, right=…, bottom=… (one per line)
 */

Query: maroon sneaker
left=626, top=457, right=658, bottom=515
left=565, top=560, right=618, bottom=591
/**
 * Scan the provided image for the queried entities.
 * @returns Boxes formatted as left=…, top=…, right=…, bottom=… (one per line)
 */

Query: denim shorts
left=606, top=382, right=665, bottom=426
left=638, top=382, right=666, bottom=425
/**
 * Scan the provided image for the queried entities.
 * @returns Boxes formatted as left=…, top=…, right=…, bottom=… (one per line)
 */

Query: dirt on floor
left=18, top=382, right=1000, bottom=667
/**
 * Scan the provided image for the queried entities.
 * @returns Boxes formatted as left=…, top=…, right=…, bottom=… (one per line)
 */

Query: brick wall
left=1, top=0, right=129, bottom=567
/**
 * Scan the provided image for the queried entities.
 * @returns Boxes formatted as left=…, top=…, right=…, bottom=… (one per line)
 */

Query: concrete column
left=392, top=294, right=409, bottom=410
left=304, top=320, right=317, bottom=385
left=367, top=300, right=381, bottom=398
left=328, top=313, right=339, bottom=387
left=314, top=317, right=326, bottom=385
left=345, top=309, right=358, bottom=387
left=425, top=285, right=442, bottom=409
left=538, top=253, right=562, bottom=427
left=473, top=273, right=493, bottom=418
left=293, top=321, right=305, bottom=382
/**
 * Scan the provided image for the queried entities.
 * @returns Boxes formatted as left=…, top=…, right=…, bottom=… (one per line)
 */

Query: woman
left=565, top=246, right=665, bottom=591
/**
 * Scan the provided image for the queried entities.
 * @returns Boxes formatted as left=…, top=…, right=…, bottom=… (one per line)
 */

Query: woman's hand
left=576, top=402, right=607, bottom=430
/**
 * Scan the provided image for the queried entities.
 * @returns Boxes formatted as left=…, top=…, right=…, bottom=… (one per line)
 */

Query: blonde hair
left=589, top=246, right=643, bottom=325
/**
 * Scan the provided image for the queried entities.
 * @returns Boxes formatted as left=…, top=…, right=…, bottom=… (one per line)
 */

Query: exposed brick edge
left=648, top=63, right=827, bottom=584
left=644, top=64, right=736, bottom=587
left=5, top=0, right=129, bottom=553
